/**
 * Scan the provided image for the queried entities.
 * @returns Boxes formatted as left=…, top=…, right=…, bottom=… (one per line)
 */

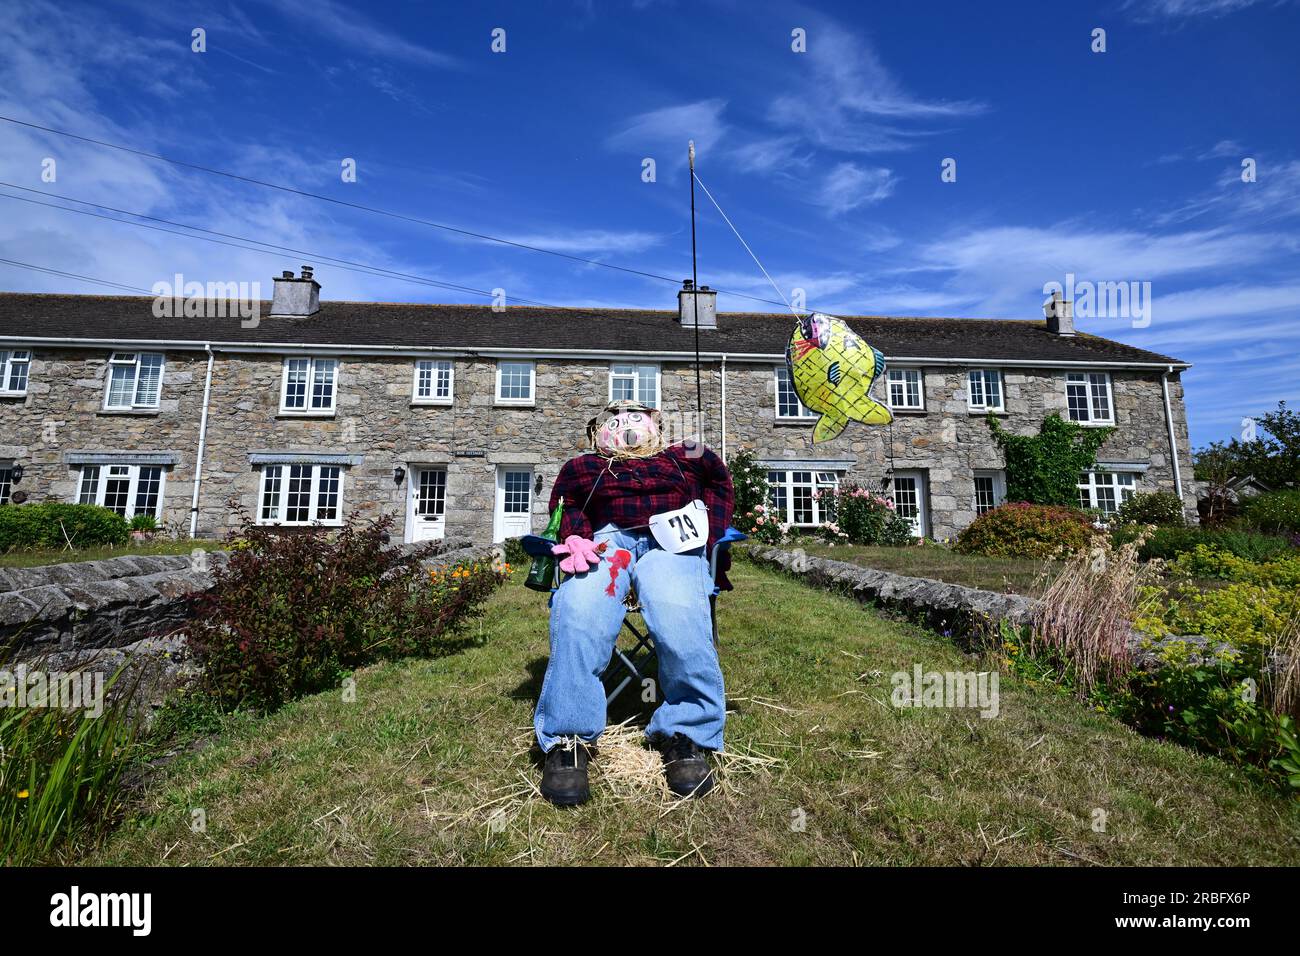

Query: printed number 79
left=668, top=514, right=698, bottom=542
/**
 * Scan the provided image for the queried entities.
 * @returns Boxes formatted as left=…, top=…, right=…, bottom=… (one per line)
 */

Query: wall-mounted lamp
left=393, top=465, right=406, bottom=486
left=534, top=474, right=544, bottom=495
left=10, top=464, right=23, bottom=483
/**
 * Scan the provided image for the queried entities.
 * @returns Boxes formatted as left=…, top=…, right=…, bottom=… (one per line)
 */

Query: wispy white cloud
left=767, top=19, right=986, bottom=154
left=815, top=163, right=897, bottom=216
left=0, top=1, right=462, bottom=305
left=254, top=0, right=460, bottom=68
left=1125, top=0, right=1291, bottom=20
left=605, top=99, right=728, bottom=169
left=494, top=229, right=664, bottom=256
left=1157, top=158, right=1300, bottom=226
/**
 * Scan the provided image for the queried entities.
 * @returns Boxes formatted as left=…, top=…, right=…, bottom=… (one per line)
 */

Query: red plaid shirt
left=549, top=443, right=734, bottom=566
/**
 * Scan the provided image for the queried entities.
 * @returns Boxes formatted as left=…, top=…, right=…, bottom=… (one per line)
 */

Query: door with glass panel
left=408, top=467, right=447, bottom=542
left=890, top=470, right=928, bottom=539
left=493, top=467, right=533, bottom=542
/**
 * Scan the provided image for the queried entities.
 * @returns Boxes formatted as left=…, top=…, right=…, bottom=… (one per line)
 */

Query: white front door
left=891, top=470, right=928, bottom=539
left=407, top=467, right=447, bottom=543
left=494, top=467, right=533, bottom=542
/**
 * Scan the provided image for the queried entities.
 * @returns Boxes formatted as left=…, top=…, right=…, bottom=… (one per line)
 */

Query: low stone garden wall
left=741, top=545, right=1242, bottom=671
left=744, top=544, right=1036, bottom=641
left=0, top=539, right=491, bottom=657
left=1, top=538, right=496, bottom=718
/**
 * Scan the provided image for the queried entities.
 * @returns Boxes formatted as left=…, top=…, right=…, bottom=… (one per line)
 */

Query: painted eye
left=629, top=413, right=643, bottom=423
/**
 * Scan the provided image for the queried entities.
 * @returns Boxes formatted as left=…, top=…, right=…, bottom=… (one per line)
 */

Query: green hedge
left=1114, top=490, right=1186, bottom=527
left=1135, top=525, right=1293, bottom=563
left=1241, top=489, right=1300, bottom=536
left=0, top=503, right=130, bottom=551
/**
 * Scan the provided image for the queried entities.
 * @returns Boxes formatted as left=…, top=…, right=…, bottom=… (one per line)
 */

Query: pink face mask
left=595, top=410, right=661, bottom=457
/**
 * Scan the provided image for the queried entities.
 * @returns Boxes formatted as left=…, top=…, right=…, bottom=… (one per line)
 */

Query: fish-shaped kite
left=786, top=312, right=892, bottom=443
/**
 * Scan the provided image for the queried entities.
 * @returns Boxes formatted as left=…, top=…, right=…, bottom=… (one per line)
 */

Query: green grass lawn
left=90, top=561, right=1300, bottom=866
left=783, top=540, right=1059, bottom=596
left=0, top=538, right=206, bottom=568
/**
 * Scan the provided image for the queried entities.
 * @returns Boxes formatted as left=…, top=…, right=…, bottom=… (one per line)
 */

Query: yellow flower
left=17, top=790, right=29, bottom=799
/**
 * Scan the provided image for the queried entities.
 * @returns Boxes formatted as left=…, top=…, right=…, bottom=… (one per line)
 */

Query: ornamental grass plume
left=1266, top=607, right=1300, bottom=720
left=1030, top=528, right=1160, bottom=697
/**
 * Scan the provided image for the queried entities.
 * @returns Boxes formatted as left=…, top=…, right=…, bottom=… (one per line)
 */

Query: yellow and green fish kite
left=786, top=312, right=892, bottom=443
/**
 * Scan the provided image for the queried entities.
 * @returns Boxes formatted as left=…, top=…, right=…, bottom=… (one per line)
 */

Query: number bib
left=648, top=500, right=709, bottom=554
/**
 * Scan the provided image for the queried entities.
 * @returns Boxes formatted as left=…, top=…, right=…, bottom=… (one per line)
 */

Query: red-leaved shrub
left=188, top=514, right=504, bottom=710
left=955, top=502, right=1097, bottom=558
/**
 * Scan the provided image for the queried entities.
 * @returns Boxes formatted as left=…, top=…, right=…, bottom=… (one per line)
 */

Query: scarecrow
left=535, top=399, right=733, bottom=806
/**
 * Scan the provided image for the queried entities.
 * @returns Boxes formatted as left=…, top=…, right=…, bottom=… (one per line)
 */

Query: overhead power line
left=0, top=114, right=797, bottom=312
left=0, top=256, right=157, bottom=295
left=0, top=184, right=566, bottom=309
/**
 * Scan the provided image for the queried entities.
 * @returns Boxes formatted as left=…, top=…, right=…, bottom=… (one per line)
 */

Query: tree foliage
left=1193, top=401, right=1300, bottom=492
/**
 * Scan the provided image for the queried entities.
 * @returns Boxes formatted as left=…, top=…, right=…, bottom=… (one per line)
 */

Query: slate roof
left=0, top=293, right=1187, bottom=366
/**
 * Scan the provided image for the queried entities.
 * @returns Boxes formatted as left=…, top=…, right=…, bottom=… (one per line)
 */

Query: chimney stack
left=1044, top=290, right=1074, bottom=336
left=271, top=265, right=321, bottom=317
left=677, top=279, right=717, bottom=329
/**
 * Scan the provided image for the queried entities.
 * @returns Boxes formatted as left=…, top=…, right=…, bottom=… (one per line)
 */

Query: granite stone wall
left=0, top=343, right=1192, bottom=544
left=724, top=361, right=1195, bottom=540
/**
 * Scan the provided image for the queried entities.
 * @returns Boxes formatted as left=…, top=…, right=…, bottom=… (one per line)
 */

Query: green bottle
left=525, top=498, right=566, bottom=591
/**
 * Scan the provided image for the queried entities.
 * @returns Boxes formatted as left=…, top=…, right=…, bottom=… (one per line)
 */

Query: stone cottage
left=0, top=270, right=1193, bottom=543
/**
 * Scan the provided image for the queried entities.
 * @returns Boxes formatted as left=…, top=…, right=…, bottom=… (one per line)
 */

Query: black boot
left=657, top=733, right=715, bottom=799
left=540, top=740, right=591, bottom=807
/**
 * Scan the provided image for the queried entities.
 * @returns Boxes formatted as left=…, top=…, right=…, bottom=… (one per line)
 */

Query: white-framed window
left=1066, top=372, right=1114, bottom=424
left=887, top=368, right=924, bottom=410
left=76, top=463, right=165, bottom=519
left=104, top=352, right=164, bottom=411
left=258, top=463, right=343, bottom=525
left=496, top=360, right=535, bottom=405
left=280, top=357, right=338, bottom=414
left=0, top=465, right=13, bottom=505
left=413, top=359, right=453, bottom=405
left=1078, top=471, right=1137, bottom=514
left=0, top=350, right=31, bottom=396
left=967, top=369, right=1003, bottom=412
left=767, top=469, right=839, bottom=526
left=609, top=362, right=659, bottom=408
left=973, top=469, right=1007, bottom=516
left=774, top=367, right=817, bottom=420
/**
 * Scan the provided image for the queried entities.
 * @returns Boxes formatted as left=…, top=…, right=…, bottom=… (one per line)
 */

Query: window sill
left=889, top=408, right=927, bottom=416
left=968, top=409, right=1007, bottom=416
left=276, top=411, right=337, bottom=419
left=1073, top=419, right=1116, bottom=428
left=98, top=408, right=160, bottom=416
left=0, top=393, right=28, bottom=400
left=494, top=401, right=536, bottom=408
left=411, top=400, right=454, bottom=407
left=774, top=417, right=816, bottom=426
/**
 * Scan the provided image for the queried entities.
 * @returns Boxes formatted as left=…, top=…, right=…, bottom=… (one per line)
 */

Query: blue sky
left=1, top=0, right=1297, bottom=448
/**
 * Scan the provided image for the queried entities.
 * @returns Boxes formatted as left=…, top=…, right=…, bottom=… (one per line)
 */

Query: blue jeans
left=534, top=524, right=726, bottom=753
